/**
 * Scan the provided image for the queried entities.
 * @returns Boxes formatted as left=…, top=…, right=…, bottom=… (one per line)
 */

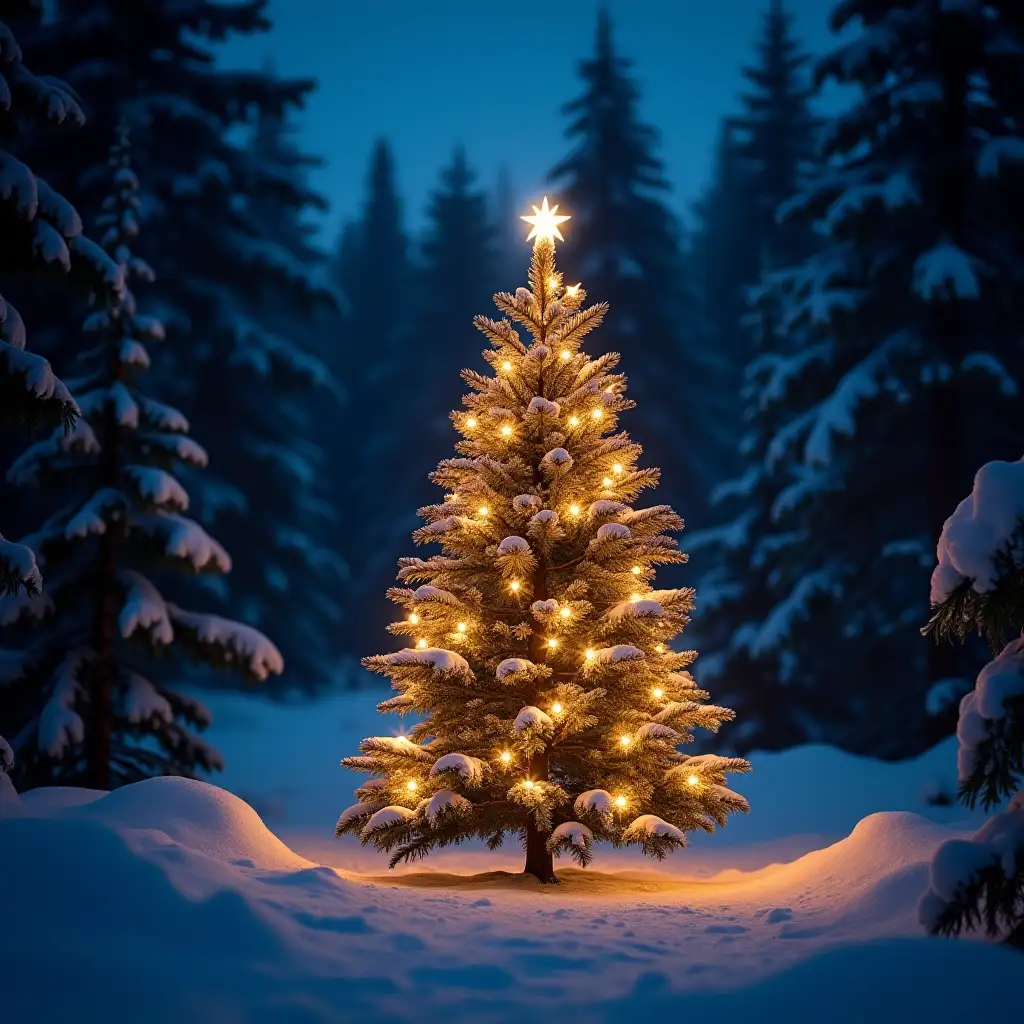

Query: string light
left=687, top=774, right=700, bottom=787
left=566, top=284, right=581, bottom=298
left=569, top=504, right=581, bottom=517
left=602, top=476, right=613, bottom=487
left=408, top=613, right=420, bottom=624
left=552, top=702, right=563, bottom=715
left=614, top=795, right=627, bottom=809
left=620, top=735, right=632, bottom=747
left=655, top=643, right=665, bottom=654
left=631, top=565, right=642, bottom=575
left=509, top=580, right=521, bottom=593
left=630, top=593, right=641, bottom=603
left=547, top=638, right=558, bottom=649
left=456, top=622, right=467, bottom=634
left=569, top=415, right=580, bottom=427
left=478, top=505, right=489, bottom=517
left=585, top=648, right=596, bottom=661
left=406, top=780, right=418, bottom=792
left=652, top=687, right=664, bottom=699
left=500, top=750, right=512, bottom=763
left=560, top=349, right=571, bottom=360
left=502, top=360, right=513, bottom=371
left=547, top=275, right=559, bottom=290
left=559, top=607, right=572, bottom=619
left=612, top=463, right=623, bottom=475
left=591, top=408, right=603, bottom=420
left=466, top=417, right=477, bottom=429
left=416, top=639, right=427, bottom=649
left=523, top=779, right=535, bottom=789
left=500, top=424, right=513, bottom=437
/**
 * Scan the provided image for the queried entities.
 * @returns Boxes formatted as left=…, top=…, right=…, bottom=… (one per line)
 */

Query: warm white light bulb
left=652, top=687, right=664, bottom=699
left=466, top=417, right=477, bottom=429
left=591, top=408, right=603, bottom=420
left=523, top=779, right=535, bottom=789
left=416, top=639, right=427, bottom=650
left=457, top=622, right=467, bottom=633
left=547, top=275, right=559, bottom=290
left=502, top=360, right=513, bottom=371
left=408, top=612, right=420, bottom=624
left=612, top=463, right=623, bottom=475
left=602, top=476, right=614, bottom=487
left=478, top=506, right=489, bottom=517
left=631, top=565, right=641, bottom=576
left=406, top=779, right=418, bottom=792
left=569, top=415, right=580, bottom=427
left=509, top=580, right=521, bottom=593
left=566, top=283, right=581, bottom=298
left=614, top=795, right=627, bottom=809
left=655, top=643, right=665, bottom=654
left=547, top=638, right=558, bottom=649
left=569, top=504, right=581, bottom=517
left=687, top=774, right=700, bottom=787
left=560, top=349, right=571, bottom=360
left=620, top=735, right=632, bottom=747
left=500, top=750, right=512, bottom=763
left=559, top=607, right=571, bottom=619
left=585, top=648, right=596, bottom=661
left=501, top=424, right=512, bottom=437
left=630, top=593, right=641, bottom=603
left=552, top=702, right=563, bottom=715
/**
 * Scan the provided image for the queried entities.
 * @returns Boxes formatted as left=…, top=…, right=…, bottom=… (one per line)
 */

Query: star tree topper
left=521, top=196, right=571, bottom=243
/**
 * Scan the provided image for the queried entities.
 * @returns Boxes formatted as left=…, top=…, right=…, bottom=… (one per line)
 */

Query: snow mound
left=514, top=705, right=553, bottom=732
left=81, top=777, right=310, bottom=872
left=495, top=657, right=536, bottom=679
left=496, top=535, right=530, bottom=556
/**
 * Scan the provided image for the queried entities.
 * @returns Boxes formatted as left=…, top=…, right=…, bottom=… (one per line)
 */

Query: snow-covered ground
left=2, top=682, right=1019, bottom=1022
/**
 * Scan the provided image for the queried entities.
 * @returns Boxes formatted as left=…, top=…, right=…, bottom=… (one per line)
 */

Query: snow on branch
left=38, top=649, right=92, bottom=757
left=167, top=605, right=284, bottom=681
left=118, top=570, right=172, bottom=644
left=424, top=790, right=471, bottom=821
left=429, top=753, right=486, bottom=786
left=364, top=647, right=473, bottom=681
left=0, top=533, right=41, bottom=596
left=913, top=242, right=983, bottom=301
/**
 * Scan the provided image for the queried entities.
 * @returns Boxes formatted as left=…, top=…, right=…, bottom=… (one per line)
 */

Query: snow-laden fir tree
left=744, top=0, right=1024, bottom=758
left=920, top=459, right=1024, bottom=947
left=0, top=2, right=121, bottom=596
left=337, top=200, right=751, bottom=883
left=0, top=129, right=283, bottom=791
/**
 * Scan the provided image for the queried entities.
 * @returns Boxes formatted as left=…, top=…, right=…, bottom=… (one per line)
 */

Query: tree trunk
left=524, top=816, right=557, bottom=883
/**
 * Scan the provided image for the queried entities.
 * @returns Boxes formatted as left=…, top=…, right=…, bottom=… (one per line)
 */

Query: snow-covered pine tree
left=0, top=1, right=121, bottom=595
left=687, top=0, right=820, bottom=753
left=197, top=98, right=346, bottom=691
left=920, top=459, right=1024, bottom=947
left=337, top=201, right=751, bottom=882
left=750, top=0, right=1024, bottom=757
left=548, top=9, right=709, bottom=535
left=0, top=129, right=283, bottom=791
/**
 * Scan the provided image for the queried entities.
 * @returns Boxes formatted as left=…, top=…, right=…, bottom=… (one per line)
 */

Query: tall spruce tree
left=11, top=3, right=330, bottom=694
left=688, top=0, right=820, bottom=753
left=193, top=101, right=346, bottom=691
left=0, top=1, right=121, bottom=595
left=336, top=140, right=416, bottom=645
left=548, top=9, right=708, bottom=534
left=337, top=203, right=750, bottom=882
left=752, top=0, right=1024, bottom=757
left=0, top=131, right=283, bottom=791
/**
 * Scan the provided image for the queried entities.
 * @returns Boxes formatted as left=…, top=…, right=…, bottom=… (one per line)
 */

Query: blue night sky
left=220, top=0, right=838, bottom=245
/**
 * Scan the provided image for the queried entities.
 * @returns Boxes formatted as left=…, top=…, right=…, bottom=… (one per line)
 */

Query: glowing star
left=522, top=196, right=571, bottom=243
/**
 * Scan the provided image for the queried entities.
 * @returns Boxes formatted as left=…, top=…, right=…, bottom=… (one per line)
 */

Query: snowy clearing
left=1, top=774, right=1018, bottom=1023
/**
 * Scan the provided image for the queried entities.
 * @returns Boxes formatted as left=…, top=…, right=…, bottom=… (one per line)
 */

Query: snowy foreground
left=1, top=687, right=1021, bottom=1023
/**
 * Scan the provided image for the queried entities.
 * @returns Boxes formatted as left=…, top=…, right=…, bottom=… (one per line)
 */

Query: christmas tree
left=920, top=458, right=1024, bottom=946
left=0, top=129, right=282, bottom=791
left=337, top=200, right=751, bottom=882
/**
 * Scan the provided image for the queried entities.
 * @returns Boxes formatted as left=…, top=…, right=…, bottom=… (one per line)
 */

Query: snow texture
left=931, top=459, right=1024, bottom=604
left=361, top=805, right=416, bottom=837
left=595, top=522, right=632, bottom=542
left=378, top=647, right=471, bottom=679
left=429, top=753, right=485, bottom=786
left=496, top=536, right=530, bottom=556
left=118, top=570, right=172, bottom=643
left=551, top=821, right=592, bottom=848
left=0, top=535, right=41, bottom=592
left=167, top=606, right=284, bottom=681
left=541, top=447, right=572, bottom=471
left=424, top=789, right=471, bottom=821
left=527, top=397, right=560, bottom=416
left=913, top=242, right=982, bottom=301
left=588, top=499, right=628, bottom=517
left=574, top=789, right=614, bottom=815
left=623, top=814, right=687, bottom=842
left=495, top=658, right=536, bottom=679
left=591, top=645, right=645, bottom=665
left=124, top=674, right=172, bottom=725
left=606, top=598, right=665, bottom=621
left=531, top=599, right=558, bottom=614
left=513, top=494, right=541, bottom=512
left=514, top=706, right=553, bottom=732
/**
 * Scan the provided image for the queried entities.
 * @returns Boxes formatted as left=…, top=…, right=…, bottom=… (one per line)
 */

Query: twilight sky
left=220, top=0, right=839, bottom=245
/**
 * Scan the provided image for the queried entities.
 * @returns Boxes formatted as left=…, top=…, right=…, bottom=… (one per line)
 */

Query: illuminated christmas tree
left=337, top=199, right=751, bottom=882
